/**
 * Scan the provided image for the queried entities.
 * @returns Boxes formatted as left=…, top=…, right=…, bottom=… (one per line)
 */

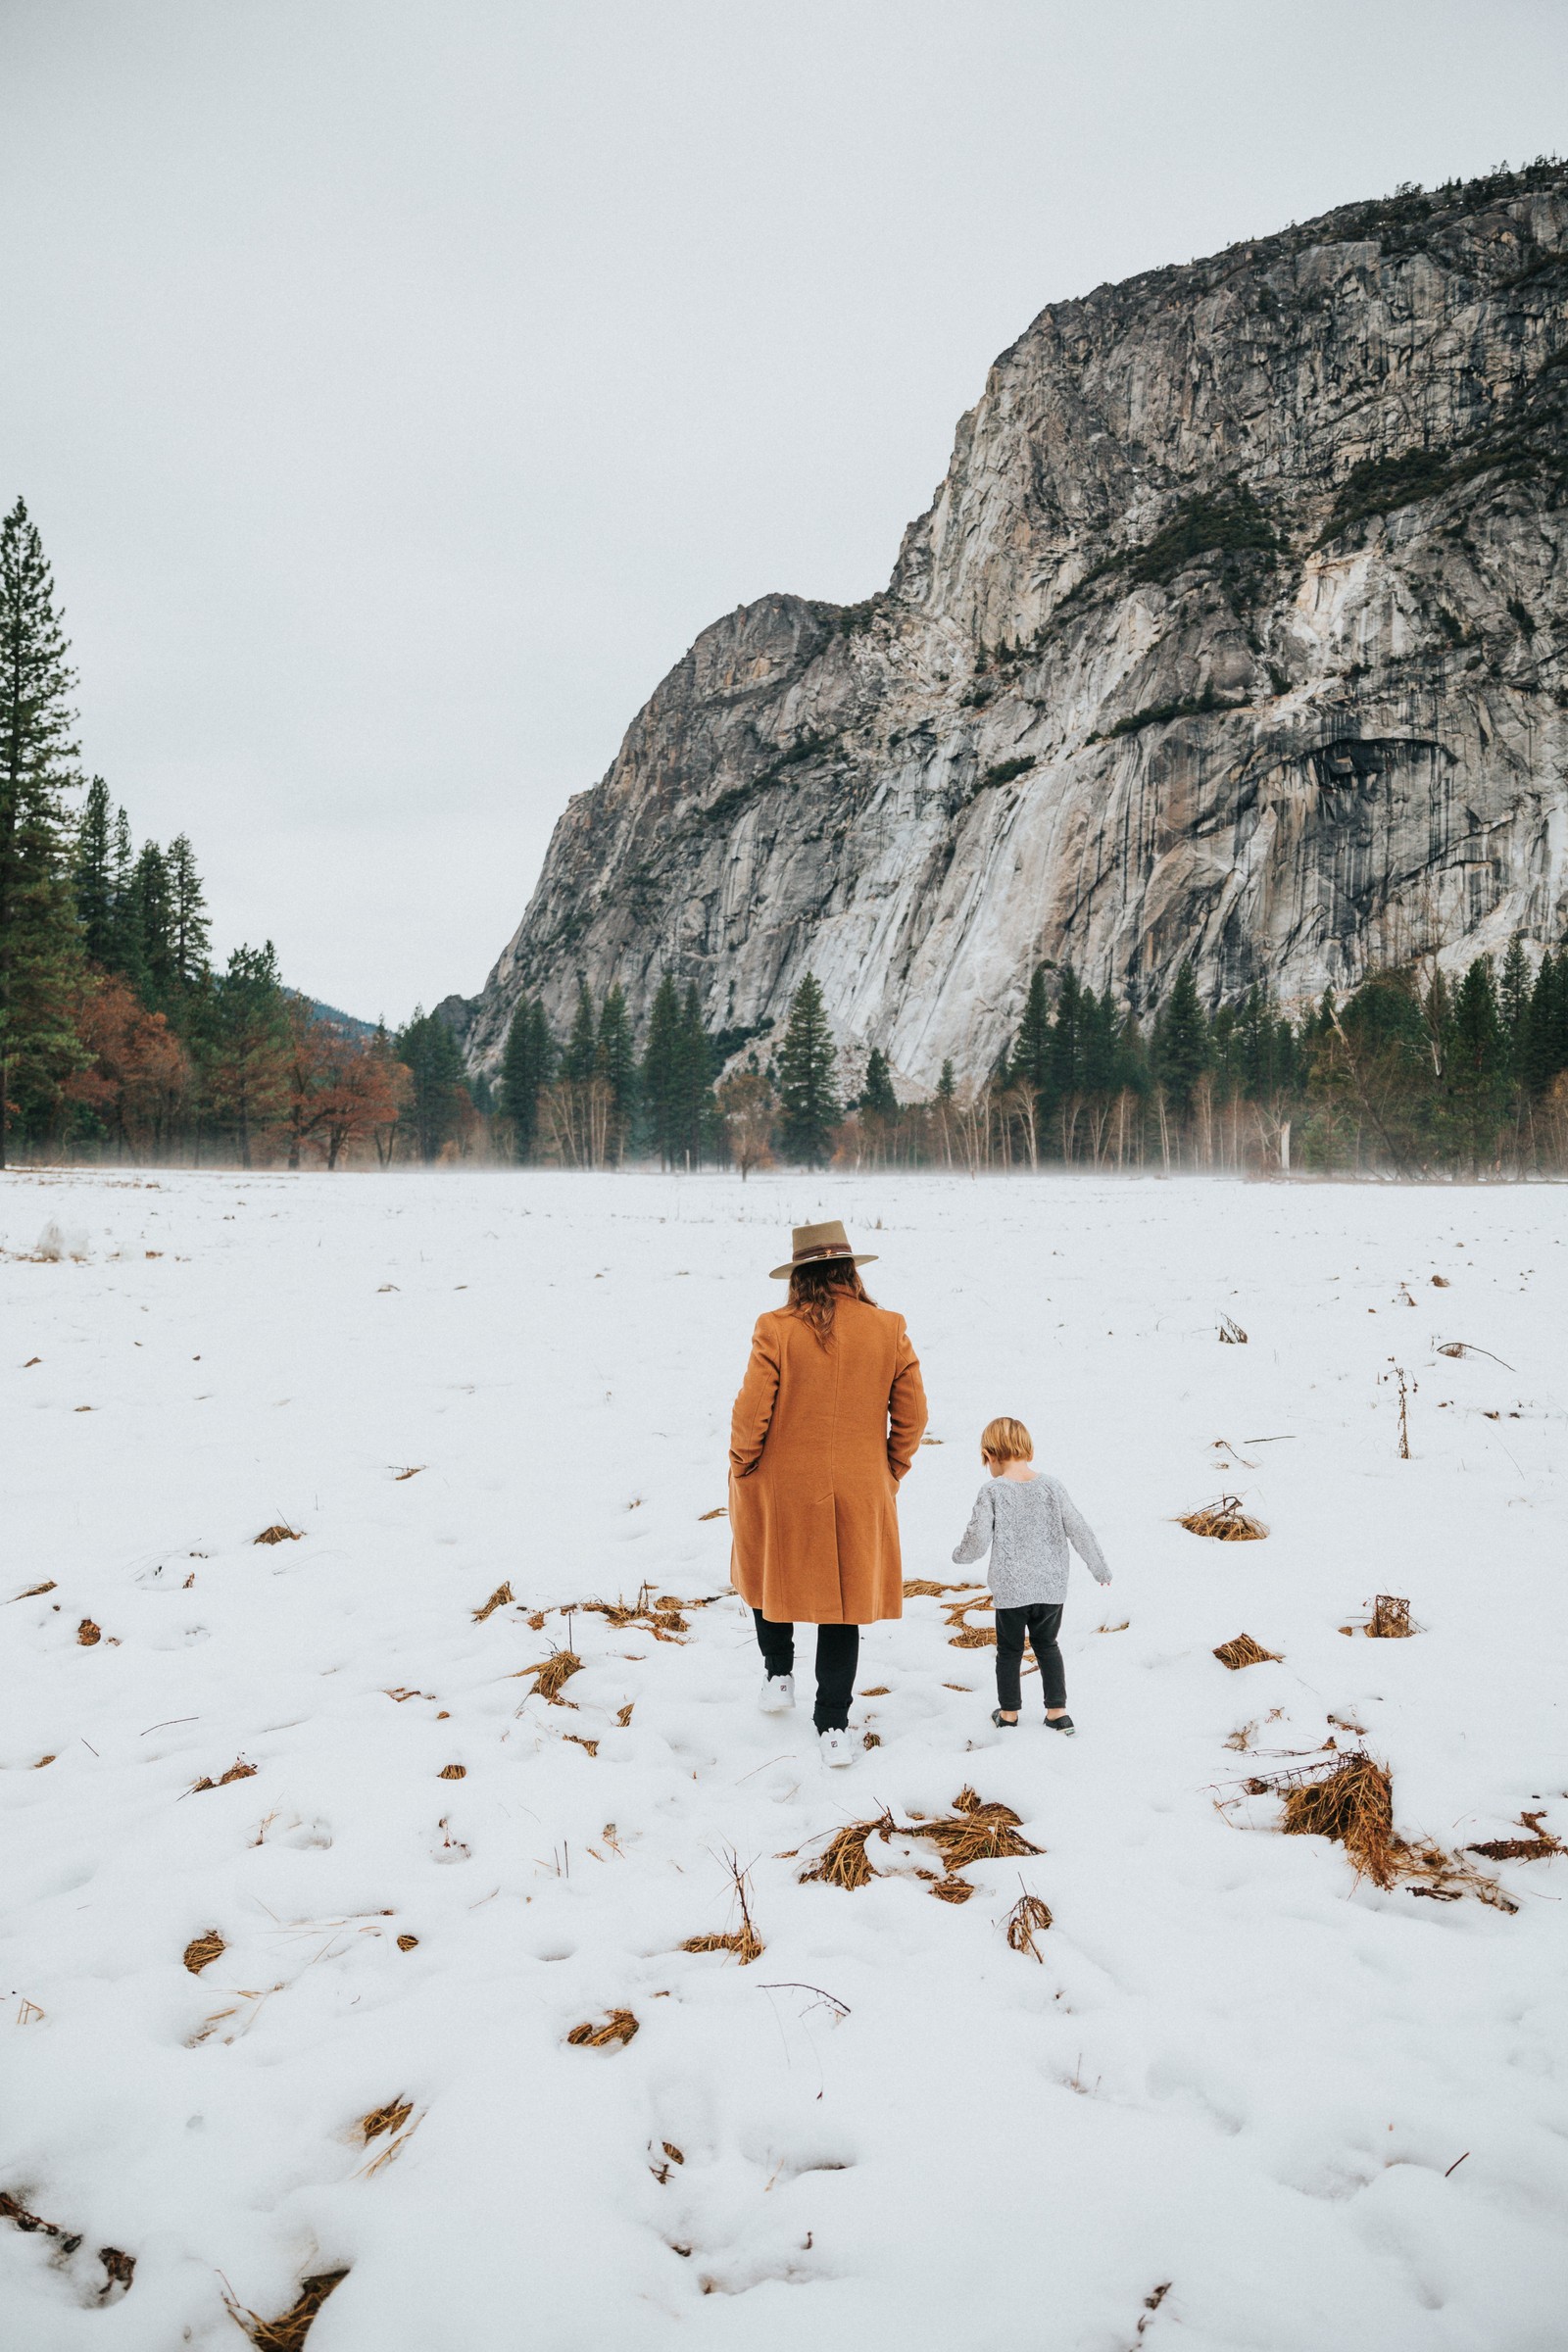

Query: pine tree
left=106, top=806, right=142, bottom=984
left=936, top=1058, right=956, bottom=1103
left=499, top=994, right=555, bottom=1160
left=777, top=973, right=840, bottom=1164
left=564, top=976, right=598, bottom=1083
left=596, top=983, right=636, bottom=1157
left=1008, top=965, right=1053, bottom=1105
left=1524, top=951, right=1568, bottom=1096
left=672, top=982, right=711, bottom=1165
left=858, top=1046, right=898, bottom=1117
left=0, top=498, right=85, bottom=1160
left=1152, top=960, right=1209, bottom=1117
left=394, top=1007, right=472, bottom=1163
left=1048, top=964, right=1084, bottom=1103
left=1499, top=934, right=1532, bottom=1063
left=641, top=972, right=683, bottom=1164
left=200, top=942, right=292, bottom=1166
left=74, top=777, right=115, bottom=963
left=132, top=840, right=175, bottom=1002
left=1447, top=955, right=1509, bottom=1162
left=167, top=834, right=211, bottom=987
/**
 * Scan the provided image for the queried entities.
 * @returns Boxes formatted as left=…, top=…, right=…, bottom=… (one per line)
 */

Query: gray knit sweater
left=952, top=1474, right=1110, bottom=1608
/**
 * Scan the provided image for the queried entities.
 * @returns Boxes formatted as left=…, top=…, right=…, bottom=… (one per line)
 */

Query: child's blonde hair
left=980, top=1415, right=1034, bottom=1464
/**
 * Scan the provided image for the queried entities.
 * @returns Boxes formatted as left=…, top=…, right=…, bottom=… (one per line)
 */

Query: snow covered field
left=2, top=1166, right=1565, bottom=2352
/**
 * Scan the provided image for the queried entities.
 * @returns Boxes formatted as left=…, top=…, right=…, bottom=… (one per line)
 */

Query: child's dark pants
left=996, top=1601, right=1065, bottom=1713
left=753, top=1610, right=859, bottom=1731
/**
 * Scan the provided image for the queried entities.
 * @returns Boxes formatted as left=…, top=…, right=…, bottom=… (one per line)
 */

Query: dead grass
left=226, top=2269, right=348, bottom=2349
left=680, top=1853, right=763, bottom=1962
left=1467, top=1811, right=1564, bottom=1862
left=396, top=1934, right=418, bottom=1951
left=614, top=1702, right=635, bottom=1728
left=1218, top=1314, right=1248, bottom=1344
left=77, top=1618, right=102, bottom=1645
left=580, top=1586, right=689, bottom=1642
left=928, top=1876, right=974, bottom=1903
left=801, top=1814, right=895, bottom=1891
left=1005, top=1892, right=1054, bottom=1958
left=1212, top=1634, right=1282, bottom=1670
left=1178, top=1494, right=1268, bottom=1542
left=183, top=1931, right=225, bottom=1974
left=253, top=1525, right=303, bottom=1545
left=942, top=1593, right=996, bottom=1647
left=563, top=1734, right=600, bottom=1757
left=698, top=1507, right=727, bottom=1521
left=359, top=2097, right=413, bottom=2143
left=471, top=1583, right=514, bottom=1622
left=513, top=1650, right=583, bottom=1705
left=9, top=1580, right=56, bottom=1600
left=1250, top=1752, right=1517, bottom=1908
left=903, top=1578, right=981, bottom=1598
left=190, top=1759, right=257, bottom=1793
left=1369, top=1594, right=1414, bottom=1638
left=906, top=1787, right=1042, bottom=1873
left=437, top=1763, right=466, bottom=1779
left=566, top=2008, right=639, bottom=2049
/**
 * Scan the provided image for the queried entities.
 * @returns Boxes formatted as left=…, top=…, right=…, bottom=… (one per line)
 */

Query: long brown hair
left=786, top=1258, right=875, bottom=1343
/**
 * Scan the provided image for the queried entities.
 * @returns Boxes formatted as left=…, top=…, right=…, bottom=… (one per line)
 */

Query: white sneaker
left=759, top=1672, right=796, bottom=1714
left=819, top=1728, right=855, bottom=1768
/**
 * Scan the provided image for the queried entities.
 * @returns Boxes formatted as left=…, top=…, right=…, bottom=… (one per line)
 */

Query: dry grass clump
left=1179, top=1494, right=1268, bottom=1542
left=396, top=1933, right=418, bottom=1951
left=801, top=1814, right=895, bottom=1891
left=253, top=1524, right=303, bottom=1545
left=581, top=1586, right=689, bottom=1642
left=566, top=2008, right=639, bottom=2049
left=471, top=1583, right=514, bottom=1622
left=681, top=1855, right=763, bottom=1961
left=698, top=1506, right=727, bottom=1521
left=1005, top=1892, right=1054, bottom=1958
left=614, top=1702, right=635, bottom=1728
left=907, top=1787, right=1042, bottom=1873
left=1467, top=1811, right=1564, bottom=1862
left=903, top=1578, right=980, bottom=1598
left=183, top=1931, right=225, bottom=1975
left=1212, top=1634, right=1282, bottom=1670
left=77, top=1618, right=102, bottom=1645
left=226, top=2269, right=348, bottom=2349
left=943, top=1594, right=996, bottom=1648
left=927, top=1876, right=974, bottom=1903
left=359, top=2097, right=413, bottom=2143
left=437, top=1763, right=466, bottom=1779
left=11, top=1580, right=56, bottom=1600
left=190, top=1758, right=257, bottom=1793
left=513, top=1650, right=583, bottom=1705
left=563, top=1734, right=600, bottom=1757
left=1252, top=1752, right=1516, bottom=1908
left=1218, top=1314, right=1248, bottom=1344
left=1369, top=1593, right=1414, bottom=1638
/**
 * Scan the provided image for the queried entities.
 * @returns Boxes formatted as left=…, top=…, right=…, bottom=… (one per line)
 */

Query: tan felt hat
left=769, top=1219, right=878, bottom=1281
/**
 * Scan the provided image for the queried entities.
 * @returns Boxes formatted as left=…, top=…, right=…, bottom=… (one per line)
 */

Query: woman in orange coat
left=729, top=1220, right=928, bottom=1764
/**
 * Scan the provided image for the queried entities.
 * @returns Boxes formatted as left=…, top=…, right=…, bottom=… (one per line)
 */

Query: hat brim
left=768, top=1251, right=878, bottom=1280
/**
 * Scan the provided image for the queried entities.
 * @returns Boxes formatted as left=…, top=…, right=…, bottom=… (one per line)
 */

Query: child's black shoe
left=990, top=1708, right=1018, bottom=1729
left=1046, top=1713, right=1075, bottom=1736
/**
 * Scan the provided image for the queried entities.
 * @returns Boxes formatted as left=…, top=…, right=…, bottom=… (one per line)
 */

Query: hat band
left=795, top=1244, right=850, bottom=1263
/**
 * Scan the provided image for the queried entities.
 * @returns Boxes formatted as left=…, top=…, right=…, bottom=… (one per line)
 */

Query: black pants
left=996, top=1602, right=1065, bottom=1713
left=754, top=1610, right=859, bottom=1731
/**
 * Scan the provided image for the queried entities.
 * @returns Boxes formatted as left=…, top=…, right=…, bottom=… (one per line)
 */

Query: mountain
left=453, top=163, right=1568, bottom=1091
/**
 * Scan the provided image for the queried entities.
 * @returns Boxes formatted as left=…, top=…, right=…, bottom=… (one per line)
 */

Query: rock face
left=457, top=165, right=1568, bottom=1091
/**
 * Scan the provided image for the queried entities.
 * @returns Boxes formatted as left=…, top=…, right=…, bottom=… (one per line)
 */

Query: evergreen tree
left=498, top=994, right=554, bottom=1160
left=936, top=1058, right=956, bottom=1103
left=167, top=833, right=211, bottom=987
left=200, top=942, right=292, bottom=1166
left=1008, top=966, right=1053, bottom=1104
left=1524, top=951, right=1568, bottom=1096
left=564, top=976, right=598, bottom=1083
left=132, top=840, right=175, bottom=1002
left=0, top=498, right=85, bottom=1160
left=74, top=776, right=115, bottom=963
left=395, top=1007, right=472, bottom=1163
left=777, top=972, right=840, bottom=1164
left=1048, top=964, right=1084, bottom=1103
left=1152, top=959, right=1209, bottom=1116
left=1077, top=987, right=1118, bottom=1099
left=858, top=1046, right=898, bottom=1117
left=672, top=982, right=712, bottom=1165
left=105, top=806, right=142, bottom=984
left=596, top=982, right=636, bottom=1155
left=1446, top=955, right=1509, bottom=1162
left=1499, top=933, right=1532, bottom=1067
left=641, top=972, right=683, bottom=1165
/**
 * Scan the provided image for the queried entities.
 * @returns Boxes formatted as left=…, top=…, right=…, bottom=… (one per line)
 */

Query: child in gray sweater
left=952, top=1414, right=1110, bottom=1735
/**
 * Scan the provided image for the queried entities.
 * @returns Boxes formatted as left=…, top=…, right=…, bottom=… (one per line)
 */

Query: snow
left=2, top=1166, right=1565, bottom=2351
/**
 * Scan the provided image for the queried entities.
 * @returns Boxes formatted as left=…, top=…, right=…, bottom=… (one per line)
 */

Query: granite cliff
left=453, top=164, right=1568, bottom=1091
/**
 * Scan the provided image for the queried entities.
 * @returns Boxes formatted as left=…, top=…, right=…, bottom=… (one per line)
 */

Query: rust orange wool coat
left=728, top=1296, right=928, bottom=1625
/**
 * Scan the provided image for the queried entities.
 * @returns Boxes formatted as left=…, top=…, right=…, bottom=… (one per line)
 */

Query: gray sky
left=4, top=2, right=1565, bottom=1021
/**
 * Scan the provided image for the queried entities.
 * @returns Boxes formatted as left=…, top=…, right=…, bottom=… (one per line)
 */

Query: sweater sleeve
left=887, top=1318, right=929, bottom=1483
left=952, top=1484, right=994, bottom=1566
left=729, top=1317, right=781, bottom=1477
left=1052, top=1480, right=1110, bottom=1584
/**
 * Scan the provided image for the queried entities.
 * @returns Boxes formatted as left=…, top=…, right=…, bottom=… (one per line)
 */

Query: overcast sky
left=4, top=2, right=1565, bottom=1019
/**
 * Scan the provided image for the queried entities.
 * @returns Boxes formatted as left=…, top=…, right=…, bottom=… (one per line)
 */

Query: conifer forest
left=4, top=495, right=1567, bottom=1179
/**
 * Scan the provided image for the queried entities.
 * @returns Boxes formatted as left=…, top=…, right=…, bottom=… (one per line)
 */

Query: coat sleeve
left=886, top=1319, right=928, bottom=1482
left=729, top=1316, right=781, bottom=1477
left=952, top=1484, right=994, bottom=1566
left=1053, top=1480, right=1111, bottom=1585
